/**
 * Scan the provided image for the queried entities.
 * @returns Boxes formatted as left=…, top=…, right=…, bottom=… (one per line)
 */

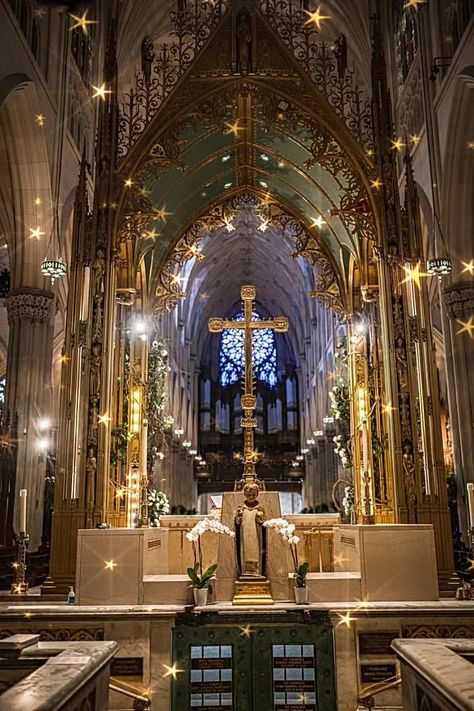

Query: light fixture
left=41, top=257, right=67, bottom=284
left=174, top=428, right=184, bottom=437
left=38, top=418, right=51, bottom=432
left=222, top=155, right=231, bottom=162
left=314, top=430, right=324, bottom=437
left=301, top=448, right=309, bottom=454
left=296, top=455, right=304, bottom=461
left=189, top=449, right=197, bottom=456
left=37, top=437, right=49, bottom=452
left=224, top=182, right=232, bottom=189
left=306, top=438, right=315, bottom=445
left=260, top=153, right=269, bottom=161
left=259, top=180, right=268, bottom=188
left=323, top=416, right=335, bottom=424
left=426, top=257, right=452, bottom=276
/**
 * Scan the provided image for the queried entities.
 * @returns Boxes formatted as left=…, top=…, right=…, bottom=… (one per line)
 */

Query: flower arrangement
left=147, top=489, right=170, bottom=527
left=147, top=339, right=175, bottom=473
left=329, top=379, right=352, bottom=469
left=342, top=485, right=355, bottom=521
left=185, top=518, right=235, bottom=590
left=263, top=518, right=308, bottom=589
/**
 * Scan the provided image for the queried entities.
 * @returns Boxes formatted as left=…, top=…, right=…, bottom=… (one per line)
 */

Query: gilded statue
left=234, top=481, right=266, bottom=577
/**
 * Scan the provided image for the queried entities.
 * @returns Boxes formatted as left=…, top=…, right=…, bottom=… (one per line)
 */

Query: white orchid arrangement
left=263, top=518, right=308, bottom=588
left=342, top=485, right=355, bottom=518
left=185, top=518, right=235, bottom=589
left=147, top=489, right=170, bottom=527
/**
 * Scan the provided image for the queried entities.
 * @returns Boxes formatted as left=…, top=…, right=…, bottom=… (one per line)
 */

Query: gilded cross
left=209, top=285, right=289, bottom=485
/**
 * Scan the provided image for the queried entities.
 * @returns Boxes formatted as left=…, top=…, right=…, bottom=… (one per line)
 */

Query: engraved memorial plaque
left=360, top=663, right=397, bottom=684
left=358, top=632, right=398, bottom=656
left=190, top=644, right=233, bottom=709
left=272, top=644, right=316, bottom=710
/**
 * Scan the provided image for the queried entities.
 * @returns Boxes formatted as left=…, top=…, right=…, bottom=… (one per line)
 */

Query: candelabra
left=10, top=532, right=29, bottom=594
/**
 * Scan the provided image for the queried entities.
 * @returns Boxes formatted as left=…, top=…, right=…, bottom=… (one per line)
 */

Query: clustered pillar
left=5, top=287, right=55, bottom=551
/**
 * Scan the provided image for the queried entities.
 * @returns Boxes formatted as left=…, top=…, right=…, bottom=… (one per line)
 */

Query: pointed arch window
left=394, top=0, right=418, bottom=86
left=219, top=309, right=277, bottom=388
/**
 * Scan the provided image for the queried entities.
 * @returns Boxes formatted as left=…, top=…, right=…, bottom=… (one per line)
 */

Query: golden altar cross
left=208, top=285, right=289, bottom=486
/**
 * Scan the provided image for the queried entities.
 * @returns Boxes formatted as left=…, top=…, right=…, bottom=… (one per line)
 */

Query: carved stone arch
left=0, top=75, right=54, bottom=288
left=112, top=1, right=382, bottom=316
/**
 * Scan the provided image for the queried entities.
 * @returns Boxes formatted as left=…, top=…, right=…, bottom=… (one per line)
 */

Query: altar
left=75, top=516, right=439, bottom=606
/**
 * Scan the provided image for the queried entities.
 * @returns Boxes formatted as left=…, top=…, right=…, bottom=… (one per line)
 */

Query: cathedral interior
left=0, top=0, right=473, bottom=709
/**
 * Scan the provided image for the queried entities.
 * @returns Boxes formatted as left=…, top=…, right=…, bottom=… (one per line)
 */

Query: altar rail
left=392, top=638, right=474, bottom=711
left=0, top=634, right=118, bottom=710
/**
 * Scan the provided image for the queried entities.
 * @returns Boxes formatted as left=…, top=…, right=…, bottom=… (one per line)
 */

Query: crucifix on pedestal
left=209, top=285, right=289, bottom=605
left=208, top=284, right=289, bottom=488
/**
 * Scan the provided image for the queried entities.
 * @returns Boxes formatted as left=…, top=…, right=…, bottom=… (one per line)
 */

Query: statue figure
left=93, top=247, right=106, bottom=294
left=402, top=442, right=417, bottom=522
left=234, top=481, right=266, bottom=577
left=141, top=37, right=155, bottom=87
left=334, top=34, right=347, bottom=79
left=90, top=341, right=102, bottom=397
left=236, top=9, right=252, bottom=74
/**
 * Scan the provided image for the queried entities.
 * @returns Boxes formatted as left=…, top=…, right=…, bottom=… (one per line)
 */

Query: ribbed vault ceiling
left=179, top=207, right=315, bottom=363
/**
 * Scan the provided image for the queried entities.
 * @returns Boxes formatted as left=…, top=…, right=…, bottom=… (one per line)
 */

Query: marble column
left=5, top=288, right=55, bottom=551
left=442, top=281, right=474, bottom=538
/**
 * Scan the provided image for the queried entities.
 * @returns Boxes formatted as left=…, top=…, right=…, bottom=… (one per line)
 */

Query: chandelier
left=41, top=257, right=67, bottom=284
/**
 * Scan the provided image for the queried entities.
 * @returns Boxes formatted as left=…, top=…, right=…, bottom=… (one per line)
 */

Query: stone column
left=442, top=282, right=474, bottom=537
left=5, top=288, right=55, bottom=551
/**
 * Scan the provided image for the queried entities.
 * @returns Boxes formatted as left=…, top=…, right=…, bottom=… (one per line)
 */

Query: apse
left=182, top=207, right=309, bottom=485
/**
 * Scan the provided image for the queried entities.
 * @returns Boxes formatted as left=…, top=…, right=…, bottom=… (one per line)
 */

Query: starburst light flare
left=92, top=84, right=112, bottom=100
left=29, top=226, right=45, bottom=240
left=68, top=10, right=97, bottom=35
left=461, top=260, right=474, bottom=276
left=336, top=611, right=354, bottom=628
left=304, top=5, right=331, bottom=31
left=224, top=120, right=245, bottom=138
left=456, top=316, right=474, bottom=340
left=400, top=261, right=430, bottom=289
left=162, top=663, right=184, bottom=680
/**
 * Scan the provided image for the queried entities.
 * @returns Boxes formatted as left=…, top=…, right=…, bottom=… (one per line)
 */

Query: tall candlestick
left=19, top=489, right=27, bottom=534
left=362, top=422, right=369, bottom=473
left=467, top=483, right=474, bottom=531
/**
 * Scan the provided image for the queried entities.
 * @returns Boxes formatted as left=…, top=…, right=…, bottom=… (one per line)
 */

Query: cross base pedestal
left=233, top=578, right=273, bottom=605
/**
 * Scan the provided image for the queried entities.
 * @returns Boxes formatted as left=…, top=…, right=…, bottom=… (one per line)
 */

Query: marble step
left=143, top=572, right=362, bottom=605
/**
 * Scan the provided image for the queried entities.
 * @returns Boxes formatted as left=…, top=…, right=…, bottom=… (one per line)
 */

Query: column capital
left=442, top=282, right=474, bottom=320
left=6, top=288, right=55, bottom=324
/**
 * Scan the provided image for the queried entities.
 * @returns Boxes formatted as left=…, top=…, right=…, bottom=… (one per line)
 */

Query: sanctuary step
left=304, top=572, right=361, bottom=603
left=143, top=575, right=193, bottom=606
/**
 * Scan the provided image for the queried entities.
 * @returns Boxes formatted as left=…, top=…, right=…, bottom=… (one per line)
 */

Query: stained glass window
left=220, top=310, right=277, bottom=388
left=394, top=0, right=417, bottom=86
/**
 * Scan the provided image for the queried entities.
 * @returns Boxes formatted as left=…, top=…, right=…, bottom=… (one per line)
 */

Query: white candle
left=467, top=483, right=474, bottom=530
left=19, top=489, right=27, bottom=534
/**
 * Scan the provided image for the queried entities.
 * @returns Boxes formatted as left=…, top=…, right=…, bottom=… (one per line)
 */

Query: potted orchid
left=185, top=518, right=235, bottom=606
left=263, top=518, right=309, bottom=604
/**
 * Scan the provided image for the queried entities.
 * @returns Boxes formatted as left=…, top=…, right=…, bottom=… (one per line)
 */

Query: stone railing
left=0, top=634, right=118, bottom=710
left=392, top=638, right=474, bottom=711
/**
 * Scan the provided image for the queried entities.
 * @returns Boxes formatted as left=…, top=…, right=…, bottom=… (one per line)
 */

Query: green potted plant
left=187, top=563, right=218, bottom=606
left=185, top=518, right=235, bottom=606
left=293, top=562, right=310, bottom=604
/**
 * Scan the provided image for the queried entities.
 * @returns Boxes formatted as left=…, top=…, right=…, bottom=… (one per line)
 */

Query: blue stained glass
left=219, top=310, right=277, bottom=388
